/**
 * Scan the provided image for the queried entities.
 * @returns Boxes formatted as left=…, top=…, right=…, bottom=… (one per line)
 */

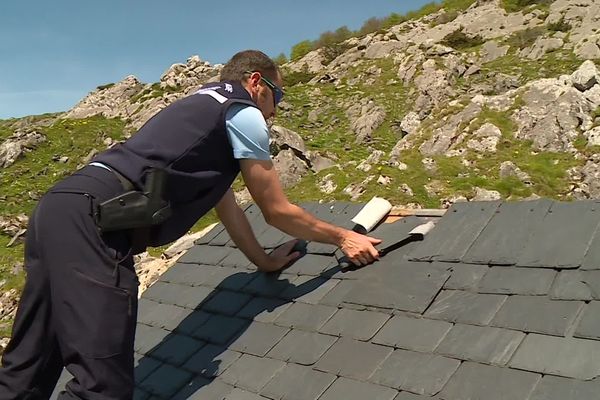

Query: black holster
left=94, top=169, right=172, bottom=233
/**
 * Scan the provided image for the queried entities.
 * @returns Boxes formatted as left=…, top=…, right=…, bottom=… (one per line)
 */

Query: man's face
left=248, top=71, right=284, bottom=120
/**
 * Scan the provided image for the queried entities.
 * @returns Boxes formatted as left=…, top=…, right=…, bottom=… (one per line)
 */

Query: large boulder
left=0, top=131, right=46, bottom=168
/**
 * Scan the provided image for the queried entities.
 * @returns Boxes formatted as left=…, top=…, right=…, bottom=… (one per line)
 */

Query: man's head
left=220, top=50, right=283, bottom=119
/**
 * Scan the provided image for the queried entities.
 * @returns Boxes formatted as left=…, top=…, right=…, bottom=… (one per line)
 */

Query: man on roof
left=0, top=50, right=380, bottom=399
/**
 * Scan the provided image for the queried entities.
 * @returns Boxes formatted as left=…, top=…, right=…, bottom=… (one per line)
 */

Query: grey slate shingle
left=158, top=263, right=217, bottom=286
left=140, top=363, right=193, bottom=398
left=318, top=377, right=398, bottom=400
left=369, top=349, right=460, bottom=396
left=182, top=344, right=242, bottom=378
left=236, top=297, right=292, bottom=323
left=529, top=375, right=600, bottom=400
left=173, top=310, right=211, bottom=337
left=148, top=333, right=205, bottom=366
left=260, top=363, right=336, bottom=400
left=491, top=295, right=584, bottom=336
left=143, top=282, right=214, bottom=310
left=516, top=200, right=600, bottom=269
left=172, top=378, right=234, bottom=400
left=550, top=270, right=600, bottom=300
left=282, top=254, right=338, bottom=276
left=225, top=388, right=270, bottom=400
left=200, top=268, right=258, bottom=291
left=408, top=201, right=501, bottom=262
left=219, top=354, right=286, bottom=392
left=319, top=308, right=391, bottom=341
left=274, top=302, right=337, bottom=331
left=228, top=321, right=289, bottom=357
left=574, top=301, right=600, bottom=340
left=434, top=324, right=525, bottom=366
left=371, top=315, right=452, bottom=353
left=440, top=362, right=540, bottom=400
left=134, top=324, right=171, bottom=354
left=344, top=261, right=451, bottom=313
left=280, top=276, right=339, bottom=304
left=241, top=272, right=297, bottom=298
left=178, top=245, right=233, bottom=265
left=314, top=337, right=393, bottom=381
left=134, top=353, right=162, bottom=384
left=191, top=314, right=249, bottom=345
left=442, top=262, right=488, bottom=290
left=202, top=290, right=252, bottom=316
left=477, top=266, right=556, bottom=295
left=220, top=249, right=253, bottom=269
left=425, top=290, right=507, bottom=325
left=510, top=334, right=600, bottom=380
left=319, top=279, right=357, bottom=307
left=194, top=223, right=225, bottom=245
left=137, top=299, right=193, bottom=331
left=266, top=329, right=337, bottom=365
left=461, top=199, right=553, bottom=265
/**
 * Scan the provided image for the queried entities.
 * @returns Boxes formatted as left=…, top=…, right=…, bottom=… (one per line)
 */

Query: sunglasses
left=245, top=71, right=284, bottom=106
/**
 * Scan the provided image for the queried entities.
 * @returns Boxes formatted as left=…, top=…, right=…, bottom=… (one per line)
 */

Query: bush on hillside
left=441, top=28, right=485, bottom=49
left=283, top=69, right=317, bottom=87
left=290, top=40, right=315, bottom=62
left=502, top=0, right=555, bottom=12
left=547, top=17, right=571, bottom=32
left=506, top=26, right=546, bottom=49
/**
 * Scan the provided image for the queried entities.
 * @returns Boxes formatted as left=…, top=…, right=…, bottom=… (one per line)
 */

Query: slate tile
left=202, top=290, right=252, bottom=316
left=148, top=333, right=205, bottom=366
left=194, top=223, right=225, bottom=245
left=137, top=299, right=193, bottom=331
left=242, top=272, right=296, bottom=298
left=182, top=344, right=242, bottom=378
left=258, top=225, right=294, bottom=249
left=282, top=254, right=338, bottom=276
left=228, top=321, right=289, bottom=356
left=260, top=363, right=336, bottom=400
left=461, top=199, right=553, bottom=265
left=192, top=314, right=250, bottom=345
left=371, top=315, right=452, bottom=352
left=319, top=279, right=357, bottom=307
left=550, top=270, right=600, bottom=300
left=314, top=337, right=393, bottom=380
left=318, top=377, right=397, bottom=400
left=491, top=295, right=583, bottom=336
left=132, top=389, right=151, bottom=400
left=517, top=200, right=600, bottom=269
left=219, top=354, right=286, bottom=392
left=510, top=334, right=600, bottom=379
left=408, top=201, right=501, bottom=262
left=220, top=248, right=253, bottom=269
left=280, top=276, right=339, bottom=304
left=134, top=353, right=162, bottom=384
left=345, top=261, right=451, bottom=313
left=574, top=301, right=600, bottom=340
left=371, top=216, right=426, bottom=252
left=226, top=388, right=270, bottom=400
left=158, top=262, right=216, bottom=286
left=210, top=225, right=233, bottom=246
left=179, top=245, right=233, bottom=265
left=529, top=375, right=600, bottom=400
left=173, top=310, right=211, bottom=337
left=172, top=377, right=234, bottom=400
left=144, top=282, right=214, bottom=310
left=267, top=329, right=337, bottom=365
left=370, top=349, right=460, bottom=396
left=425, top=290, right=507, bottom=326
left=134, top=324, right=171, bottom=354
left=49, top=369, right=72, bottom=400
left=442, top=262, right=488, bottom=290
left=582, top=223, right=600, bottom=270
left=237, top=297, right=292, bottom=323
left=274, top=302, right=337, bottom=331
left=319, top=308, right=390, bottom=341
left=440, top=362, right=540, bottom=400
left=477, top=266, right=556, bottom=295
left=435, top=324, right=525, bottom=366
left=139, top=363, right=193, bottom=398
left=393, top=393, right=440, bottom=400
left=201, top=268, right=258, bottom=291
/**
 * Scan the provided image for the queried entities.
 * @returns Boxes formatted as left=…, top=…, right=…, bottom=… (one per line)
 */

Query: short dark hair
left=220, top=50, right=279, bottom=82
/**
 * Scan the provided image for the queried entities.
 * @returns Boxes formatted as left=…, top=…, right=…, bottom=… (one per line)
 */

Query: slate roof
left=51, top=199, right=600, bottom=400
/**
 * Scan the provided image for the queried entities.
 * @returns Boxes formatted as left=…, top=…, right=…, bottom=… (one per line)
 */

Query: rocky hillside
left=1, top=0, right=600, bottom=342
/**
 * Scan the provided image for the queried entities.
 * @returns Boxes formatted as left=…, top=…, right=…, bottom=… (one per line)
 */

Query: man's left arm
left=215, top=189, right=299, bottom=272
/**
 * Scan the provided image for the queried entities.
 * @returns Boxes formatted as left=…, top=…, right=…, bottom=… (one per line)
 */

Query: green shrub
left=506, top=26, right=546, bottom=49
left=290, top=40, right=315, bottom=61
left=273, top=53, right=288, bottom=66
left=283, top=69, right=317, bottom=87
left=441, top=28, right=485, bottom=49
left=547, top=17, right=572, bottom=32
left=502, top=0, right=554, bottom=12
left=96, top=83, right=115, bottom=90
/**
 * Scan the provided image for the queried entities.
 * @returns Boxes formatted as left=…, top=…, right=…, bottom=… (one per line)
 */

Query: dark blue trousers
left=0, top=166, right=139, bottom=400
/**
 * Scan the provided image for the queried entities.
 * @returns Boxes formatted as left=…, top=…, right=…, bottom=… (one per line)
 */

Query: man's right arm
left=240, top=158, right=381, bottom=266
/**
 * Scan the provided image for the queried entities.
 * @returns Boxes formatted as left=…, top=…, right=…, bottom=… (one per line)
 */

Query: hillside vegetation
left=1, top=0, right=600, bottom=340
